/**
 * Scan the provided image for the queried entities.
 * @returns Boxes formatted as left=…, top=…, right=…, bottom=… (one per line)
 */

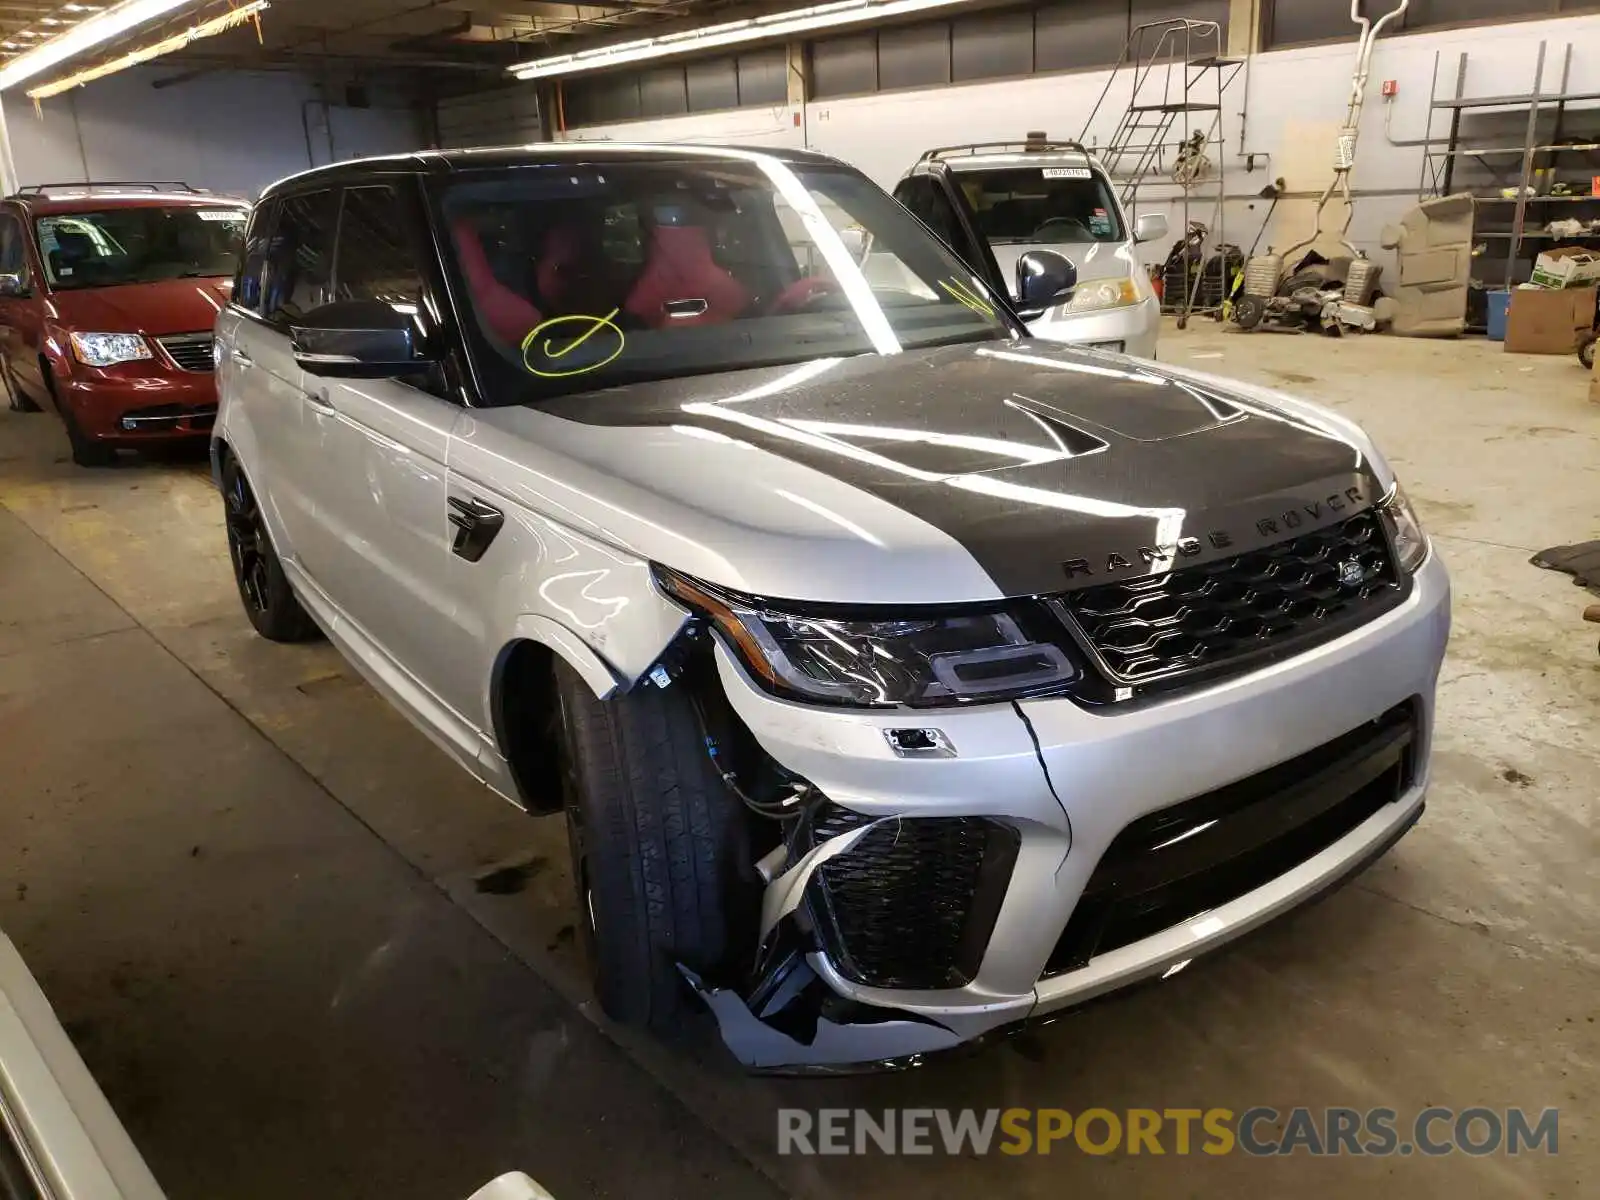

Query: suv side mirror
left=290, top=299, right=433, bottom=378
left=1015, top=250, right=1078, bottom=314
left=0, top=272, right=29, bottom=298
left=1134, top=213, right=1170, bottom=244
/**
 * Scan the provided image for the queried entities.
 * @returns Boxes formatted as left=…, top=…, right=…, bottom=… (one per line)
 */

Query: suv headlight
left=1379, top=485, right=1429, bottom=573
left=1063, top=277, right=1140, bottom=314
left=656, top=568, right=1078, bottom=708
left=69, top=332, right=152, bottom=367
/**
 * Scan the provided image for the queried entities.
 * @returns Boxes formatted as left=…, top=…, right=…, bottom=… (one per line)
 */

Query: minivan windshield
left=435, top=159, right=1018, bottom=405
left=35, top=205, right=247, bottom=290
left=956, top=166, right=1125, bottom=245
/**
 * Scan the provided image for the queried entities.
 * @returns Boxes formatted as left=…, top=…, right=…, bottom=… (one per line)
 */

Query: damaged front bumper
left=690, top=552, right=1450, bottom=1071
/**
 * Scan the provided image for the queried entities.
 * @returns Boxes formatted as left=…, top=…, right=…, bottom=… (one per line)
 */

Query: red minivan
left=0, top=183, right=249, bottom=465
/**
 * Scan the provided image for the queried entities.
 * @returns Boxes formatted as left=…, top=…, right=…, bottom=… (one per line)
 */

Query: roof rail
left=917, top=138, right=1094, bottom=163
left=14, top=181, right=202, bottom=196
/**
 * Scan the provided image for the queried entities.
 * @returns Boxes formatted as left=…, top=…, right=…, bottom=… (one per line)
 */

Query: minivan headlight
left=1379, top=485, right=1429, bottom=573
left=1064, top=277, right=1140, bottom=314
left=656, top=568, right=1078, bottom=708
left=69, top=332, right=152, bottom=367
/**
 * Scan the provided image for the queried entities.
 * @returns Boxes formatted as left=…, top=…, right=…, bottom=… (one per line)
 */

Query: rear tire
left=554, top=661, right=751, bottom=1031
left=220, top=455, right=320, bottom=642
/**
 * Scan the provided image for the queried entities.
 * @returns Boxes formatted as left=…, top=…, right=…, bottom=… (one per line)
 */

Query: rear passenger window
left=234, top=202, right=275, bottom=313
left=263, top=189, right=338, bottom=325
left=333, top=186, right=423, bottom=307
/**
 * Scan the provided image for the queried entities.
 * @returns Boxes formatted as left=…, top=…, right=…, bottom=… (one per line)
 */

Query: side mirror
left=290, top=299, right=432, bottom=378
left=1134, top=212, right=1170, bottom=244
left=0, top=272, right=29, bottom=298
left=1015, top=250, right=1078, bottom=314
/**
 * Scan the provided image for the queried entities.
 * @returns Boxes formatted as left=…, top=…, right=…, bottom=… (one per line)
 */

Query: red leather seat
left=535, top=224, right=583, bottom=310
left=453, top=218, right=542, bottom=345
left=623, top=225, right=748, bottom=328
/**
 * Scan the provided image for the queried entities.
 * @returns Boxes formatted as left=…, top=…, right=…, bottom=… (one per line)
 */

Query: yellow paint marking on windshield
left=939, top=278, right=996, bottom=318
left=520, top=308, right=625, bottom=378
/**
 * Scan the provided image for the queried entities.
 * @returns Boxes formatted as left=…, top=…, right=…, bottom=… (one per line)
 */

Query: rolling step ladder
left=1081, top=19, right=1244, bottom=324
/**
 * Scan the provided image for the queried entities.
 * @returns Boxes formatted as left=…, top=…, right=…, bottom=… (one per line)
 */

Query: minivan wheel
left=220, top=456, right=320, bottom=642
left=553, top=660, right=750, bottom=1032
left=49, top=374, right=115, bottom=467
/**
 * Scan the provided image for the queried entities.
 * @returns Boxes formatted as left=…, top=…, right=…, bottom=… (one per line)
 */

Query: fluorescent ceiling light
left=27, top=0, right=268, bottom=99
left=509, top=0, right=978, bottom=79
left=0, top=0, right=198, bottom=92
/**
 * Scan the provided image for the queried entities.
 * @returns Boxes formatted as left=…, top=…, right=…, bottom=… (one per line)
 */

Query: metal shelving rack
left=1418, top=41, right=1600, bottom=290
left=1079, top=18, right=1243, bottom=325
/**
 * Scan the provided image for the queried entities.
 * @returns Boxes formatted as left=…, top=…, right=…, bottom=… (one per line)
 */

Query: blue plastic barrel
left=1486, top=290, right=1512, bottom=341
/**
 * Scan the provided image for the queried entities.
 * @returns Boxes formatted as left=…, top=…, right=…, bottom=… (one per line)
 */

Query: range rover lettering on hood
left=537, top=341, right=1384, bottom=597
left=1064, top=482, right=1370, bottom=581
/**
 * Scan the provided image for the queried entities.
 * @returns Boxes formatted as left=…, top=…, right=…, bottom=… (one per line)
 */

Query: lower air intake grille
left=1057, top=510, right=1402, bottom=692
left=1044, top=698, right=1418, bottom=977
left=804, top=806, right=1018, bottom=991
left=156, top=332, right=214, bottom=373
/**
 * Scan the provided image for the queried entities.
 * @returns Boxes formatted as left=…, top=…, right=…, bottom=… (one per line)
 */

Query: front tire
left=554, top=662, right=751, bottom=1031
left=49, top=372, right=115, bottom=467
left=220, top=455, right=320, bottom=642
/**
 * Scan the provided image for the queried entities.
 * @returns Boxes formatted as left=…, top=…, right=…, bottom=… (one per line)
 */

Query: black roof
left=258, top=143, right=847, bottom=201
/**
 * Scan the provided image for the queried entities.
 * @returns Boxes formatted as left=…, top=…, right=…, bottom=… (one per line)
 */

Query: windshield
left=957, top=166, right=1125, bottom=246
left=35, top=205, right=246, bottom=290
left=435, top=159, right=1018, bottom=405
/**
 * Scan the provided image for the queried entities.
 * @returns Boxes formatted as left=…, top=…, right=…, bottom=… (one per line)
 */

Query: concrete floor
left=0, top=324, right=1595, bottom=1200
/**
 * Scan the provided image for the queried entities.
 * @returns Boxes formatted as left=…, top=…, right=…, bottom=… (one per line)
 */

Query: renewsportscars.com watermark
left=777, top=1107, right=1560, bottom=1158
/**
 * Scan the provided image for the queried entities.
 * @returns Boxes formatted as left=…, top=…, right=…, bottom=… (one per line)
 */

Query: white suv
left=214, top=144, right=1449, bottom=1071
left=895, top=138, right=1166, bottom=357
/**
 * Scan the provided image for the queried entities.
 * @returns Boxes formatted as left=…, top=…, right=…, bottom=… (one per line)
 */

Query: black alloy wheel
left=220, top=456, right=320, bottom=642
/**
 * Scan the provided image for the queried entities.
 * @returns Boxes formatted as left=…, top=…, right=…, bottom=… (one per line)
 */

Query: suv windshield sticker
left=198, top=209, right=246, bottom=223
left=1089, top=209, right=1113, bottom=237
left=1042, top=167, right=1093, bottom=179
left=521, top=309, right=625, bottom=378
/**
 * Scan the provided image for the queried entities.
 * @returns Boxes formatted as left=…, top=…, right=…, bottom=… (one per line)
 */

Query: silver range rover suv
left=213, top=145, right=1449, bottom=1071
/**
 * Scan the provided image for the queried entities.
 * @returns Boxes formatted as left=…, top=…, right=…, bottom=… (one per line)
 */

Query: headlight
left=1379, top=485, right=1429, bottom=573
left=69, top=332, right=152, bottom=367
left=656, top=568, right=1078, bottom=708
left=1063, top=277, right=1140, bottom=314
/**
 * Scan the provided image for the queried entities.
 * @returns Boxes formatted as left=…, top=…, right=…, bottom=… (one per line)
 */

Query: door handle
left=447, top=495, right=504, bottom=562
left=232, top=349, right=254, bottom=369
left=302, top=386, right=333, bottom=411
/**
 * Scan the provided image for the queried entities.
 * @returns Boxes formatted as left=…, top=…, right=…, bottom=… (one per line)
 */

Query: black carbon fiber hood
left=535, top=340, right=1386, bottom=597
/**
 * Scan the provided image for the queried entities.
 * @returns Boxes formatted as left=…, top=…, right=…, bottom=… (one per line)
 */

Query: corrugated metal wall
left=435, top=85, right=543, bottom=149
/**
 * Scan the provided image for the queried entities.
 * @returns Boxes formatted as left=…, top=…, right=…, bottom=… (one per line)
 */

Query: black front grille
left=1057, top=510, right=1402, bottom=693
left=804, top=806, right=1018, bottom=991
left=156, top=332, right=214, bottom=373
left=1044, top=699, right=1418, bottom=977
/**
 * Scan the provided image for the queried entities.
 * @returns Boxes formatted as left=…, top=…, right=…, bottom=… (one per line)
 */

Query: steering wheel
left=768, top=276, right=842, bottom=314
left=1029, top=217, right=1093, bottom=241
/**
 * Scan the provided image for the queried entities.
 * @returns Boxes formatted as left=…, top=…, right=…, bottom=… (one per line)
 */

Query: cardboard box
left=1504, top=285, right=1596, bottom=354
left=1529, top=246, right=1600, bottom=289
